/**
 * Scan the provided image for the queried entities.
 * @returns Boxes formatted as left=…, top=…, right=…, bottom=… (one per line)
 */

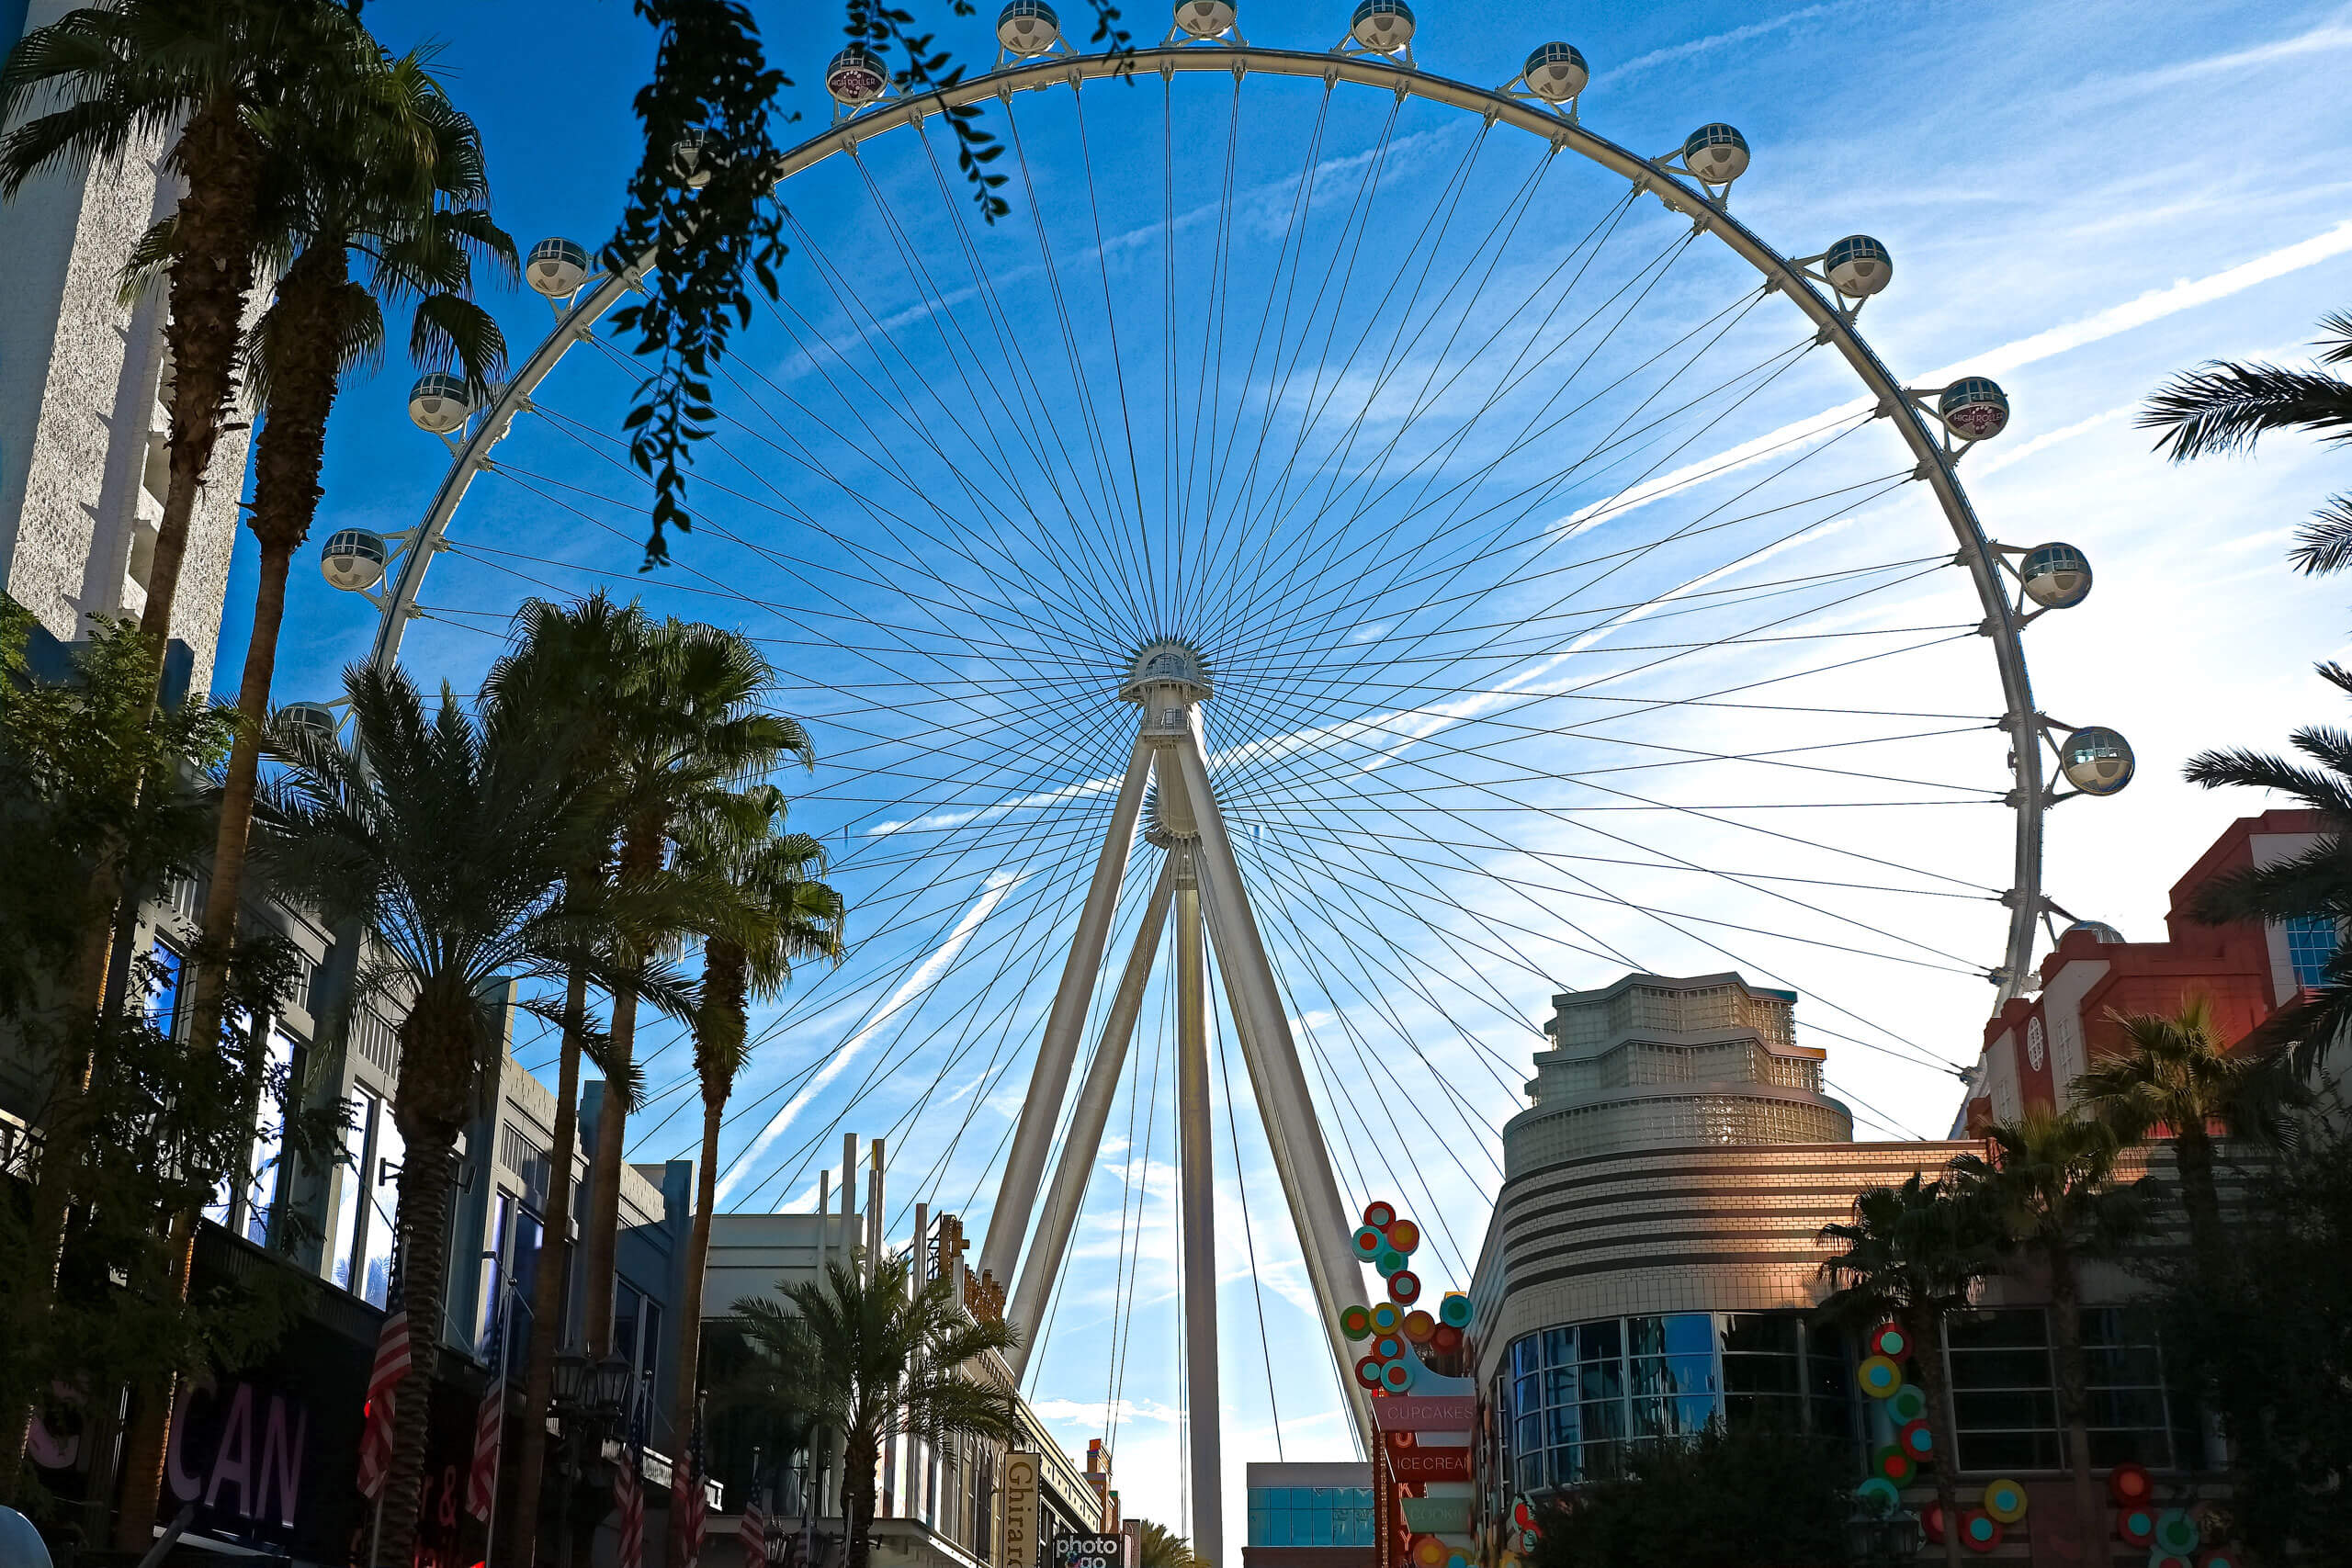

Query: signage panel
left=1052, top=1534, right=1127, bottom=1568
left=1388, top=1447, right=1471, bottom=1482
left=1003, top=1452, right=1040, bottom=1568
left=1370, top=1396, right=1476, bottom=1433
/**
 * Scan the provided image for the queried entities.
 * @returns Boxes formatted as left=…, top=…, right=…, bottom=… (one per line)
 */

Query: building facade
left=2, top=0, right=253, bottom=701
left=1243, top=1461, right=1374, bottom=1568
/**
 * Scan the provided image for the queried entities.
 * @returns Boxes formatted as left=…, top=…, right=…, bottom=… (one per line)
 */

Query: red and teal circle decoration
left=2153, top=1512, right=2200, bottom=1554
left=2109, top=1461, right=2154, bottom=1506
left=1381, top=1359, right=1413, bottom=1393
left=1853, top=1477, right=1899, bottom=1509
left=1353, top=1356, right=1384, bottom=1390
left=1353, top=1225, right=1386, bottom=1259
left=1377, top=1247, right=1409, bottom=1278
left=1889, top=1384, right=1928, bottom=1422
left=1510, top=1502, right=1535, bottom=1532
left=1959, top=1511, right=2001, bottom=1553
left=1897, top=1418, right=1935, bottom=1460
left=1981, top=1478, right=2028, bottom=1524
left=1868, top=1322, right=1911, bottom=1360
left=1341, top=1304, right=1373, bottom=1341
left=1374, top=1335, right=1402, bottom=1360
left=1920, top=1502, right=1944, bottom=1544
left=2197, top=1551, right=2241, bottom=1568
left=1856, top=1355, right=1903, bottom=1398
left=1363, top=1201, right=1396, bottom=1229
left=1871, top=1445, right=1913, bottom=1485
left=1440, top=1292, right=1474, bottom=1328
left=1391, top=1269, right=1422, bottom=1304
left=2118, top=1507, right=2157, bottom=1546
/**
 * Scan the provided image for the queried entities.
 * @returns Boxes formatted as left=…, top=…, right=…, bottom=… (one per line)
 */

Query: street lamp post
left=548, top=1348, right=634, bottom=1568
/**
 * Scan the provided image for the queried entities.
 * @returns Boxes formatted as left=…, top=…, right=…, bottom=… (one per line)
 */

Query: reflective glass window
left=359, top=1111, right=403, bottom=1307
left=329, top=1091, right=375, bottom=1293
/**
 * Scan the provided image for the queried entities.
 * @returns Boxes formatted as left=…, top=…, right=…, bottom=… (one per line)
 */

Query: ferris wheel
left=311, top=0, right=2130, bottom=1540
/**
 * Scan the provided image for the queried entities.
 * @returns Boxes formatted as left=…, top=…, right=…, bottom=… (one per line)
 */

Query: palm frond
left=2289, top=495, right=2352, bottom=576
left=2140, top=360, right=2352, bottom=460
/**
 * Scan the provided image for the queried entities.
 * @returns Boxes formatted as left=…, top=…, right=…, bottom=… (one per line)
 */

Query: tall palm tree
left=2182, top=694, right=2352, bottom=1079
left=180, top=46, right=514, bottom=1056
left=2141, top=310, right=2352, bottom=574
left=464, top=592, right=647, bottom=1568
left=667, top=787, right=842, bottom=1563
left=2077, top=997, right=2300, bottom=1275
left=1950, top=1112, right=2145, bottom=1565
left=1818, top=1173, right=1997, bottom=1568
left=732, top=1255, right=1022, bottom=1568
left=579, top=623, right=809, bottom=1364
left=255, top=663, right=685, bottom=1568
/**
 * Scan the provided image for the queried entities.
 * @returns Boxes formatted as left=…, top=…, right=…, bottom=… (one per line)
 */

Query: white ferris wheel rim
left=366, top=39, right=2050, bottom=1011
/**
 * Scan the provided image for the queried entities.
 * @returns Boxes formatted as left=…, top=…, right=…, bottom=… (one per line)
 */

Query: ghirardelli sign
left=1001, top=1452, right=1039, bottom=1568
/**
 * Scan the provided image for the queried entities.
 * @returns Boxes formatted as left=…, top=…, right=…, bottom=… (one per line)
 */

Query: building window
left=1246, top=1487, right=1373, bottom=1547
left=151, top=942, right=186, bottom=1037
left=357, top=1105, right=404, bottom=1307
left=1945, top=1307, right=2179, bottom=1472
left=2284, top=915, right=2338, bottom=988
left=329, top=1091, right=374, bottom=1295
left=1501, top=1312, right=1847, bottom=1493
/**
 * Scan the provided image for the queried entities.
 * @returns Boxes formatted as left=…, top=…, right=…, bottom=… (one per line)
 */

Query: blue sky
left=221, top=0, right=2352, bottom=1538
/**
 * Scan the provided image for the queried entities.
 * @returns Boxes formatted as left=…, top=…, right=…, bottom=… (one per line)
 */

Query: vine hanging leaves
left=609, top=0, right=1136, bottom=568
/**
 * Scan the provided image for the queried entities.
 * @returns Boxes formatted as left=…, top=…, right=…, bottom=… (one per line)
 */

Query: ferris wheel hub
left=1119, top=637, right=1214, bottom=710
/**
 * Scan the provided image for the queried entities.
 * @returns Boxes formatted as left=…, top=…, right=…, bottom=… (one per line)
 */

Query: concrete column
left=1173, top=850, right=1224, bottom=1568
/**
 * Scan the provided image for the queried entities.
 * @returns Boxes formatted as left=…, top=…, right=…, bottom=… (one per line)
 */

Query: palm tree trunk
left=2174, top=1125, right=2226, bottom=1283
left=669, top=1088, right=723, bottom=1562
left=184, top=241, right=346, bottom=1060
left=510, top=963, right=589, bottom=1568
left=377, top=1132, right=459, bottom=1568
left=844, top=1433, right=880, bottom=1568
left=580, top=979, right=635, bottom=1357
left=110, top=1209, right=199, bottom=1552
left=2045, top=1247, right=2101, bottom=1564
left=1903, top=1306, right=1965, bottom=1568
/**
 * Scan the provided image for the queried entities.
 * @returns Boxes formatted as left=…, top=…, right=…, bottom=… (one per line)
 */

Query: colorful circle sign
left=1353, top=1356, right=1384, bottom=1390
left=2118, top=1507, right=2157, bottom=1546
left=1352, top=1225, right=1386, bottom=1259
left=1981, top=1479, right=2028, bottom=1524
left=1959, top=1511, right=2001, bottom=1553
left=1888, top=1384, right=1928, bottom=1423
left=1868, top=1322, right=1910, bottom=1360
left=1390, top=1269, right=1422, bottom=1303
left=1853, top=1477, right=1899, bottom=1509
left=1897, top=1418, right=1935, bottom=1460
left=1856, top=1355, right=1903, bottom=1398
left=2109, top=1461, right=2154, bottom=1506
left=1387, top=1217, right=1420, bottom=1253
left=1340, top=1305, right=1372, bottom=1340
left=1871, top=1446, right=1913, bottom=1485
left=1920, top=1503, right=1944, bottom=1545
left=1363, top=1201, right=1396, bottom=1230
left=1411, top=1536, right=1445, bottom=1567
left=2198, top=1551, right=2242, bottom=1568
left=1403, top=1310, right=1436, bottom=1343
left=1370, top=1303, right=1402, bottom=1334
left=2153, top=1512, right=2200, bottom=1554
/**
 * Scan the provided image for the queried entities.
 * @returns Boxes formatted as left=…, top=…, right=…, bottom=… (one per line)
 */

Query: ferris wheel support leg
left=1174, top=849, right=1225, bottom=1568
left=1170, top=733, right=1375, bottom=1453
left=1004, top=858, right=1174, bottom=1377
left=980, top=739, right=1155, bottom=1288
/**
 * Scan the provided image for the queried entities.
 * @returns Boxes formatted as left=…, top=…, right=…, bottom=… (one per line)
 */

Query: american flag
left=356, top=1293, right=411, bottom=1500
left=737, top=1481, right=766, bottom=1568
left=614, top=1380, right=648, bottom=1568
left=464, top=1291, right=509, bottom=1521
left=672, top=1402, right=707, bottom=1568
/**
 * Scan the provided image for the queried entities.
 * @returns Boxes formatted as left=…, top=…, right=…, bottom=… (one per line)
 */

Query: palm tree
left=668, top=787, right=842, bottom=1564
left=255, top=662, right=684, bottom=1568
left=1135, top=1520, right=1203, bottom=1568
left=1818, top=1173, right=1997, bottom=1568
left=179, top=45, right=514, bottom=1056
left=732, top=1255, right=1022, bottom=1568
left=466, top=592, right=648, bottom=1568
left=2141, top=310, right=2352, bottom=575
left=2077, top=997, right=2300, bottom=1275
left=2181, top=695, right=2352, bottom=1079
left=579, top=622, right=809, bottom=1366
left=1949, top=1112, right=2145, bottom=1565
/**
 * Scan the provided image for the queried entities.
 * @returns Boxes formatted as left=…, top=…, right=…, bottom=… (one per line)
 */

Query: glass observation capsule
left=276, top=702, right=339, bottom=743
left=408, top=373, right=472, bottom=434
left=320, top=527, right=389, bottom=592
left=1681, top=123, right=1749, bottom=185
left=997, top=0, right=1060, bottom=54
left=1350, top=0, right=1414, bottom=53
left=669, top=132, right=713, bottom=188
left=1823, top=234, right=1892, bottom=298
left=2019, top=542, right=2092, bottom=608
left=825, top=46, right=888, bottom=107
left=526, top=237, right=591, bottom=298
left=2060, top=727, right=2134, bottom=796
left=1174, top=0, right=1238, bottom=39
left=2064, top=919, right=2126, bottom=943
left=1522, top=41, right=1589, bottom=102
left=1939, top=377, right=2010, bottom=441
